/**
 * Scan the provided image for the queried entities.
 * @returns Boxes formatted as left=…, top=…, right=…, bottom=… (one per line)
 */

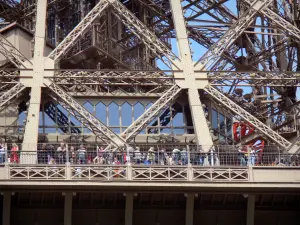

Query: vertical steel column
left=169, top=0, right=213, bottom=151
left=22, top=0, right=48, bottom=154
left=185, top=194, right=195, bottom=225
left=125, top=193, right=134, bottom=225
left=2, top=192, right=11, bottom=225
left=246, top=195, right=255, bottom=225
left=64, top=192, right=73, bottom=225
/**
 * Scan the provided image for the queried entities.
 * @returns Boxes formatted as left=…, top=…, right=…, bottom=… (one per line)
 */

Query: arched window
left=121, top=102, right=132, bottom=132
left=83, top=102, right=94, bottom=134
left=108, top=102, right=119, bottom=133
left=134, top=102, right=144, bottom=120
left=95, top=102, right=107, bottom=124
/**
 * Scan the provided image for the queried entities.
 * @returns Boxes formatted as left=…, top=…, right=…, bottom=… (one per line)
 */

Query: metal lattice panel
left=44, top=101, right=82, bottom=134
left=194, top=0, right=273, bottom=70
left=45, top=80, right=126, bottom=146
left=107, top=0, right=181, bottom=69
left=48, top=0, right=109, bottom=62
left=121, top=84, right=182, bottom=142
left=0, top=82, right=26, bottom=111
left=204, top=85, right=292, bottom=149
left=0, top=34, right=32, bottom=68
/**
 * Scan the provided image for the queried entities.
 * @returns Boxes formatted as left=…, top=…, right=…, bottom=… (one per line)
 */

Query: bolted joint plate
left=174, top=71, right=209, bottom=89
left=20, top=57, right=55, bottom=87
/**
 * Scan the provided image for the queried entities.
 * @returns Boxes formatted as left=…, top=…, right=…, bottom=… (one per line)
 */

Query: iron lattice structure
left=0, top=0, right=299, bottom=153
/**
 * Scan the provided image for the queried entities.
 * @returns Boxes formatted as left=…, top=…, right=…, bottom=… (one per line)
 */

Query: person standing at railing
left=147, top=147, right=155, bottom=165
left=172, top=148, right=181, bottom=165
left=11, top=143, right=19, bottom=164
left=69, top=146, right=76, bottom=164
left=248, top=147, right=262, bottom=166
left=56, top=143, right=66, bottom=164
left=238, top=147, right=248, bottom=166
left=181, top=148, right=188, bottom=165
left=126, top=146, right=134, bottom=164
left=0, top=143, right=5, bottom=164
left=93, top=146, right=104, bottom=164
left=47, top=144, right=55, bottom=164
left=157, top=148, right=167, bottom=165
left=77, top=145, right=86, bottom=164
left=134, top=147, right=142, bottom=164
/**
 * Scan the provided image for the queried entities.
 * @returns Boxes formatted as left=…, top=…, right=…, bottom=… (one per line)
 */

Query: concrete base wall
left=11, top=208, right=64, bottom=225
left=133, top=209, right=185, bottom=225
left=9, top=208, right=299, bottom=225
left=73, top=209, right=125, bottom=225
left=255, top=211, right=298, bottom=225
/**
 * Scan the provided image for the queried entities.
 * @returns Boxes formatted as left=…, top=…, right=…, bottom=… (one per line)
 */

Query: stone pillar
left=185, top=194, right=194, bottom=225
left=125, top=193, right=134, bottom=225
left=2, top=192, right=11, bottom=225
left=64, top=192, right=73, bottom=225
left=246, top=195, right=255, bottom=225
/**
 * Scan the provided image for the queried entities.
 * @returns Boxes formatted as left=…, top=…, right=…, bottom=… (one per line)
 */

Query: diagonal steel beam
left=48, top=0, right=109, bottom=62
left=0, top=82, right=26, bottom=111
left=0, top=34, right=32, bottom=68
left=243, top=0, right=300, bottom=43
left=44, top=102, right=81, bottom=134
left=194, top=0, right=272, bottom=71
left=120, top=84, right=182, bottom=142
left=204, top=85, right=297, bottom=152
left=107, top=0, right=181, bottom=69
left=48, top=92, right=114, bottom=144
left=45, top=80, right=126, bottom=147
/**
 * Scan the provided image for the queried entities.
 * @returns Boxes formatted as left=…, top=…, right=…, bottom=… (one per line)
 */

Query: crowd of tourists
left=0, top=141, right=298, bottom=166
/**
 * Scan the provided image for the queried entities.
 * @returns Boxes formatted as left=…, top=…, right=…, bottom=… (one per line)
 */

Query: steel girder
left=44, top=101, right=81, bottom=134
left=48, top=0, right=109, bottom=62
left=243, top=0, right=300, bottom=42
left=0, top=0, right=21, bottom=22
left=0, top=82, right=26, bottom=111
left=204, top=85, right=294, bottom=150
left=188, top=0, right=298, bottom=149
left=0, top=0, right=296, bottom=152
left=0, top=70, right=20, bottom=86
left=207, top=72, right=300, bottom=86
left=186, top=0, right=234, bottom=23
left=249, top=38, right=288, bottom=66
left=0, top=34, right=32, bottom=68
left=121, top=84, right=182, bottom=142
left=45, top=80, right=126, bottom=147
left=107, top=0, right=181, bottom=69
left=53, top=70, right=174, bottom=86
left=194, top=0, right=273, bottom=71
left=49, top=0, right=180, bottom=68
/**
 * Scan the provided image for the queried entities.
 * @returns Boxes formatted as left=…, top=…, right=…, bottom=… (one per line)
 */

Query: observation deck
left=0, top=144, right=299, bottom=225
left=0, top=143, right=299, bottom=190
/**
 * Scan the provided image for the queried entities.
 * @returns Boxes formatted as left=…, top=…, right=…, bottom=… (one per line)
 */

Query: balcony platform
left=0, top=165, right=300, bottom=192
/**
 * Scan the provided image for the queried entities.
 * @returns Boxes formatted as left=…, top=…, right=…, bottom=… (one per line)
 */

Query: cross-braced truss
left=45, top=80, right=126, bottom=147
left=0, top=34, right=32, bottom=68
left=0, top=0, right=300, bottom=154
